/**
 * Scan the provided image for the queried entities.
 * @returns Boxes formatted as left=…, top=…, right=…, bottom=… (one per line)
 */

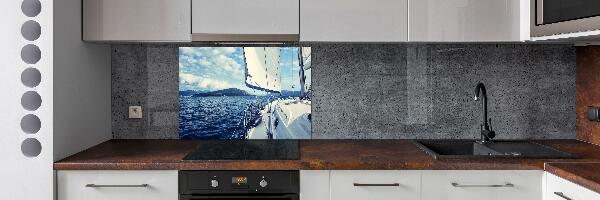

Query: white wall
left=53, top=0, right=112, bottom=161
left=0, top=0, right=54, bottom=199
left=0, top=0, right=109, bottom=198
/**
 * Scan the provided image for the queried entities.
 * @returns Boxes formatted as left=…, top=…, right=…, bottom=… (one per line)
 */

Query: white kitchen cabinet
left=57, top=170, right=178, bottom=200
left=421, top=170, right=543, bottom=200
left=330, top=170, right=420, bottom=200
left=301, top=170, right=331, bottom=200
left=545, top=172, right=600, bottom=200
left=300, top=0, right=408, bottom=42
left=409, top=0, right=529, bottom=42
left=82, top=0, right=191, bottom=41
left=191, top=0, right=299, bottom=42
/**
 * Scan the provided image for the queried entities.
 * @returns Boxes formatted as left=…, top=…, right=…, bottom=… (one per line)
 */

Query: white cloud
left=214, top=55, right=243, bottom=77
left=179, top=47, right=244, bottom=78
left=180, top=72, right=236, bottom=91
left=180, top=47, right=236, bottom=58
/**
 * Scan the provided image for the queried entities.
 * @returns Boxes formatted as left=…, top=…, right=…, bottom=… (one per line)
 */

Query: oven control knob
left=259, top=179, right=268, bottom=188
left=211, top=180, right=219, bottom=188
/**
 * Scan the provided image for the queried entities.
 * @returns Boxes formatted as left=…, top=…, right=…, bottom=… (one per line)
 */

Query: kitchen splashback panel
left=112, top=44, right=576, bottom=140
left=178, top=47, right=312, bottom=140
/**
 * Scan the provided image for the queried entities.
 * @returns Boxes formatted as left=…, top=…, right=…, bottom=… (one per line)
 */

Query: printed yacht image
left=244, top=47, right=312, bottom=139
left=179, top=47, right=311, bottom=140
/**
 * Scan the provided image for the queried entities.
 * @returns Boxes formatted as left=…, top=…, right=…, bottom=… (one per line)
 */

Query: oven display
left=232, top=176, right=248, bottom=185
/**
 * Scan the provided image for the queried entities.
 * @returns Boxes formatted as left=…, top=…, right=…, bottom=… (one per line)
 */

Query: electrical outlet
left=129, top=106, right=143, bottom=119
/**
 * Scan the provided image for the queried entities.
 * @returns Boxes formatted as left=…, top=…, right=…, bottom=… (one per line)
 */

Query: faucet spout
left=474, top=83, right=495, bottom=142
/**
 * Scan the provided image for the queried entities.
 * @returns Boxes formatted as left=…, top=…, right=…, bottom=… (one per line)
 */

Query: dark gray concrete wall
left=112, top=44, right=576, bottom=139
left=112, top=45, right=180, bottom=139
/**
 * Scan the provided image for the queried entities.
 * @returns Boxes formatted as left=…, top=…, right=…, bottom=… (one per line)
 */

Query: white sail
left=243, top=47, right=281, bottom=93
left=301, top=47, right=311, bottom=70
left=298, top=47, right=312, bottom=96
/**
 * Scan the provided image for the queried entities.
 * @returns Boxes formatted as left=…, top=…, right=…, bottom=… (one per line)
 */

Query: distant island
left=187, top=88, right=254, bottom=97
left=179, top=90, right=203, bottom=96
left=180, top=88, right=303, bottom=97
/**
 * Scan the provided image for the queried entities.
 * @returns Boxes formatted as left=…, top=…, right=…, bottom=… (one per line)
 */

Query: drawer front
left=330, top=170, right=420, bottom=200
left=300, top=170, right=330, bottom=200
left=422, top=170, right=543, bottom=200
left=57, top=170, right=178, bottom=200
left=545, top=173, right=600, bottom=200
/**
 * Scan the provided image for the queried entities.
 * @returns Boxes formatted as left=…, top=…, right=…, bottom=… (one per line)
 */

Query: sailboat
left=243, top=47, right=312, bottom=139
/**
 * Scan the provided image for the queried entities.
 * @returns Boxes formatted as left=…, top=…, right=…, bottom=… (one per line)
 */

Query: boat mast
left=298, top=48, right=306, bottom=97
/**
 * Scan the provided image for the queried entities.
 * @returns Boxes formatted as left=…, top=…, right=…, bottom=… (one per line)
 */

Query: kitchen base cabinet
left=545, top=172, right=600, bottom=200
left=300, top=170, right=331, bottom=200
left=330, top=170, right=421, bottom=200
left=53, top=170, right=596, bottom=200
left=421, top=170, right=543, bottom=200
left=57, top=170, right=178, bottom=200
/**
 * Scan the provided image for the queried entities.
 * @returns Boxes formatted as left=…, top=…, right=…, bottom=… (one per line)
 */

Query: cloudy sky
left=179, top=47, right=302, bottom=93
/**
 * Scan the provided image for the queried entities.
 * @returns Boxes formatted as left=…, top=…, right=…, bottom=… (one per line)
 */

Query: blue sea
left=179, top=95, right=274, bottom=139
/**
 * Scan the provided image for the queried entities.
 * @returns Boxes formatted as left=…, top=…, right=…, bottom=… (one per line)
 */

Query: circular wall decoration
left=21, top=0, right=44, bottom=160
left=21, top=0, right=41, bottom=17
left=21, top=44, right=41, bottom=64
left=21, top=91, right=42, bottom=111
left=21, top=138, right=42, bottom=157
left=21, top=68, right=41, bottom=88
left=20, top=114, right=41, bottom=134
left=21, top=20, right=41, bottom=41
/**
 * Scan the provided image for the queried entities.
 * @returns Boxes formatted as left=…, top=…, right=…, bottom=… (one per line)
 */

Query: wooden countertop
left=54, top=139, right=600, bottom=171
left=54, top=139, right=600, bottom=194
left=545, top=162, right=600, bottom=194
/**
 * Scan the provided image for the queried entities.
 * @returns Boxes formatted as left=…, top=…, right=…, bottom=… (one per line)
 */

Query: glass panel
left=542, top=0, right=600, bottom=24
left=178, top=47, right=311, bottom=140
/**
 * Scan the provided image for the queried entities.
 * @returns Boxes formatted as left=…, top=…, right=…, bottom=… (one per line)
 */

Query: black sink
left=413, top=140, right=577, bottom=160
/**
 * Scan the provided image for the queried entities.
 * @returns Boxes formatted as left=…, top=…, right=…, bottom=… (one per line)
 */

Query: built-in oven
left=179, top=171, right=299, bottom=200
left=532, top=0, right=600, bottom=37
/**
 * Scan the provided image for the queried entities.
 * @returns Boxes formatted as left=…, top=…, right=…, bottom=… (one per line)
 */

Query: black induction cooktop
left=183, top=140, right=300, bottom=160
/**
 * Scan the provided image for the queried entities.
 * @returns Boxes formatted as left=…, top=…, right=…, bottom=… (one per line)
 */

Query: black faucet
left=474, top=83, right=495, bottom=143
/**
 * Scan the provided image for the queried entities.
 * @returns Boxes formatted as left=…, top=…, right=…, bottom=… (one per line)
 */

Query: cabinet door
left=82, top=0, right=191, bottom=41
left=421, top=170, right=543, bottom=200
left=545, top=172, right=600, bottom=200
left=409, top=0, right=529, bottom=42
left=300, top=171, right=330, bottom=200
left=300, top=0, right=408, bottom=42
left=330, top=170, right=420, bottom=200
left=191, top=0, right=299, bottom=41
left=57, top=170, right=178, bottom=200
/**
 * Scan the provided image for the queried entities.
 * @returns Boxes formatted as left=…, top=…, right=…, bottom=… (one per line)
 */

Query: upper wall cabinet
left=409, top=0, right=530, bottom=42
left=83, top=0, right=191, bottom=42
left=191, top=0, right=299, bottom=42
left=300, top=0, right=409, bottom=42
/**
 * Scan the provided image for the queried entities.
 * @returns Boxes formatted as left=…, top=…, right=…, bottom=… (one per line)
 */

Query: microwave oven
left=532, top=0, right=600, bottom=37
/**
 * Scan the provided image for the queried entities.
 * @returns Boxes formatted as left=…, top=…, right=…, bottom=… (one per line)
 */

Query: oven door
left=180, top=194, right=299, bottom=200
left=532, top=0, right=600, bottom=37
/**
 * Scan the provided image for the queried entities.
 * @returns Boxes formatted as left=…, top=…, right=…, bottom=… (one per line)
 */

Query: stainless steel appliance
left=532, top=0, right=600, bottom=37
left=179, top=171, right=299, bottom=200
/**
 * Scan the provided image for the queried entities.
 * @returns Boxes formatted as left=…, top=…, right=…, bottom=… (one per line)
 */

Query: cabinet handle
left=553, top=192, right=573, bottom=200
left=353, top=183, right=400, bottom=187
left=451, top=182, right=514, bottom=188
left=85, top=184, right=149, bottom=188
